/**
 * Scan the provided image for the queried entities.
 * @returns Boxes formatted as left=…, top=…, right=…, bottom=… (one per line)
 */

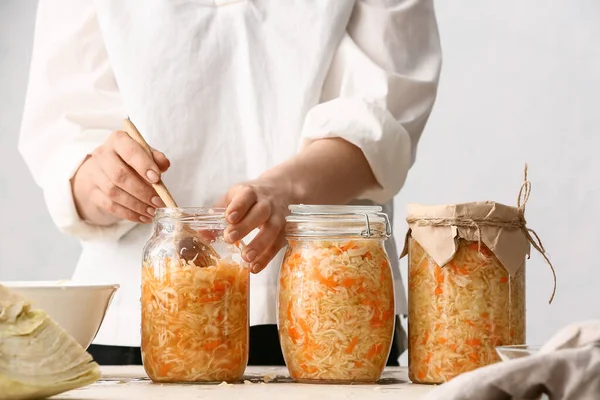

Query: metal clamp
left=359, top=212, right=392, bottom=238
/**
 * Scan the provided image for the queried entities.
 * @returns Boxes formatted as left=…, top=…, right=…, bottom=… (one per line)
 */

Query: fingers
left=94, top=146, right=164, bottom=208
left=225, top=185, right=258, bottom=224
left=151, top=149, right=170, bottom=172
left=91, top=186, right=153, bottom=224
left=73, top=131, right=172, bottom=226
left=94, top=168, right=156, bottom=221
left=221, top=184, right=288, bottom=271
left=241, top=217, right=283, bottom=265
left=110, top=130, right=162, bottom=184
left=249, top=237, right=287, bottom=274
left=225, top=201, right=271, bottom=243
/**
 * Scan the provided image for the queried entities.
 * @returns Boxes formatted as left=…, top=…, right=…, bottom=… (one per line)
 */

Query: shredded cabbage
left=141, top=256, right=249, bottom=383
left=278, top=239, right=395, bottom=383
left=408, top=238, right=525, bottom=384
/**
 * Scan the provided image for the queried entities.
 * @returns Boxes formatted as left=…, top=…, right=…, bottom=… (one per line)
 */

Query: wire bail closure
left=289, top=209, right=392, bottom=239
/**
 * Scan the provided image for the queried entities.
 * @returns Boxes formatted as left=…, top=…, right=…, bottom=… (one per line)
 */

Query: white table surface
left=53, top=366, right=436, bottom=400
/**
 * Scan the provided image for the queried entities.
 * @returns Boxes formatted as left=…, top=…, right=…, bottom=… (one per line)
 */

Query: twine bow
left=402, top=164, right=557, bottom=304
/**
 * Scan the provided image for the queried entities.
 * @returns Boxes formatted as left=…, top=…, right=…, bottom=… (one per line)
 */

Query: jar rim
left=286, top=204, right=391, bottom=239
left=154, top=207, right=227, bottom=225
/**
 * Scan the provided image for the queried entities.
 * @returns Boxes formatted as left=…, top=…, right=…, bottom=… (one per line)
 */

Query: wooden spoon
left=122, top=118, right=220, bottom=267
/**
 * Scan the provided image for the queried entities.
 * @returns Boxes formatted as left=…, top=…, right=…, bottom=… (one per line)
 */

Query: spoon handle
left=122, top=118, right=178, bottom=209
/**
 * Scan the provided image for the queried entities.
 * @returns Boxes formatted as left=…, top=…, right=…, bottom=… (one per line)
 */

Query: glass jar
left=141, top=208, right=249, bottom=383
left=278, top=205, right=395, bottom=383
left=407, top=238, right=526, bottom=384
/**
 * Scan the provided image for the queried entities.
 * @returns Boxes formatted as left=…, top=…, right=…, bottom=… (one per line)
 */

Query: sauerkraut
left=278, top=239, right=395, bottom=383
left=408, top=238, right=525, bottom=384
left=141, top=256, right=249, bottom=383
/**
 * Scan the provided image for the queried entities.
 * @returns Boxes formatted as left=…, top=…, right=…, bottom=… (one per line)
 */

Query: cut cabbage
left=141, top=257, right=249, bottom=383
left=408, top=239, right=526, bottom=384
left=278, top=239, right=395, bottom=383
left=0, top=285, right=101, bottom=400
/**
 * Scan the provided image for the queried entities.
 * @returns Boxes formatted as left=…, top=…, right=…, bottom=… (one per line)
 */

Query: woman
left=19, top=0, right=442, bottom=366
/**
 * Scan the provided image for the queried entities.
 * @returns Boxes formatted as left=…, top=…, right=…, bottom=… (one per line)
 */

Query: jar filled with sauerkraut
left=141, top=208, right=249, bottom=383
left=401, top=178, right=556, bottom=384
left=278, top=205, right=396, bottom=383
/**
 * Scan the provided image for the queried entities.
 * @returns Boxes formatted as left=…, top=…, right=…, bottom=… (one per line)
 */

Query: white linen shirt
left=19, top=0, right=442, bottom=347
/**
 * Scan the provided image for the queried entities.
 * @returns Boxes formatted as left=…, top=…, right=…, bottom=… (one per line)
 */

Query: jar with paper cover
left=401, top=167, right=556, bottom=384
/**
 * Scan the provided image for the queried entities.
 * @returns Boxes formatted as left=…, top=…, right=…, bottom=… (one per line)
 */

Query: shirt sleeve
left=18, top=0, right=136, bottom=241
left=300, top=0, right=443, bottom=204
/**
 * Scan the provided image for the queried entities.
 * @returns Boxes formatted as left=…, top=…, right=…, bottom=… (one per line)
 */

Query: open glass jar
left=278, top=205, right=396, bottom=383
left=141, top=208, right=249, bottom=383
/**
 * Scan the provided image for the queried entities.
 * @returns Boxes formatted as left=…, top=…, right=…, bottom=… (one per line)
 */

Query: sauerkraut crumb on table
left=141, top=257, right=249, bottom=383
left=278, top=239, right=395, bottom=383
left=408, top=238, right=525, bottom=384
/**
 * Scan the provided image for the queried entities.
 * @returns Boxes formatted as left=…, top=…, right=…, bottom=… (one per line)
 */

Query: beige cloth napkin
left=422, top=320, right=600, bottom=400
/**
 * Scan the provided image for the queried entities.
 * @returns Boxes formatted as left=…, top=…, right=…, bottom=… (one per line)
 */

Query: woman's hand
left=218, top=176, right=299, bottom=274
left=219, top=138, right=379, bottom=273
left=71, top=130, right=170, bottom=226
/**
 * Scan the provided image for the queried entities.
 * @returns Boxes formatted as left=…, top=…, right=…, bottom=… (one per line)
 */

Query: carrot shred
left=300, top=364, right=318, bottom=374
left=198, top=292, right=223, bottom=303
left=500, top=276, right=508, bottom=283
left=288, top=327, right=302, bottom=343
left=160, top=363, right=175, bottom=376
left=213, top=279, right=231, bottom=291
left=366, top=343, right=383, bottom=360
left=298, top=318, right=311, bottom=335
left=434, top=266, right=445, bottom=284
left=345, top=336, right=359, bottom=354
left=383, top=309, right=394, bottom=320
left=341, top=278, right=355, bottom=288
left=312, top=267, right=337, bottom=290
left=341, top=241, right=357, bottom=251
left=421, top=331, right=429, bottom=345
left=202, top=339, right=223, bottom=351
left=452, top=261, right=469, bottom=275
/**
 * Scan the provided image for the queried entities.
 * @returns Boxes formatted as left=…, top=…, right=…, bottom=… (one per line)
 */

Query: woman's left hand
left=217, top=176, right=298, bottom=273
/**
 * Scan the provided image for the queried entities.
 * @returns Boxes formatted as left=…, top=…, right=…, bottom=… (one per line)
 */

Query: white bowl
left=495, top=344, right=542, bottom=362
left=1, top=280, right=119, bottom=349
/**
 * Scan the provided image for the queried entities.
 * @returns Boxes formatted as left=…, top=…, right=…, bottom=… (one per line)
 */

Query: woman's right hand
left=71, top=130, right=170, bottom=226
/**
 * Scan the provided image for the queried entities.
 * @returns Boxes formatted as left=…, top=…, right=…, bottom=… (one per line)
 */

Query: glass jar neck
left=153, top=207, right=228, bottom=233
left=285, top=205, right=391, bottom=240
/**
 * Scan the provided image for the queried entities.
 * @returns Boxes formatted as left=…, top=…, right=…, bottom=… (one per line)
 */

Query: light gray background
left=1, top=0, right=599, bottom=353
